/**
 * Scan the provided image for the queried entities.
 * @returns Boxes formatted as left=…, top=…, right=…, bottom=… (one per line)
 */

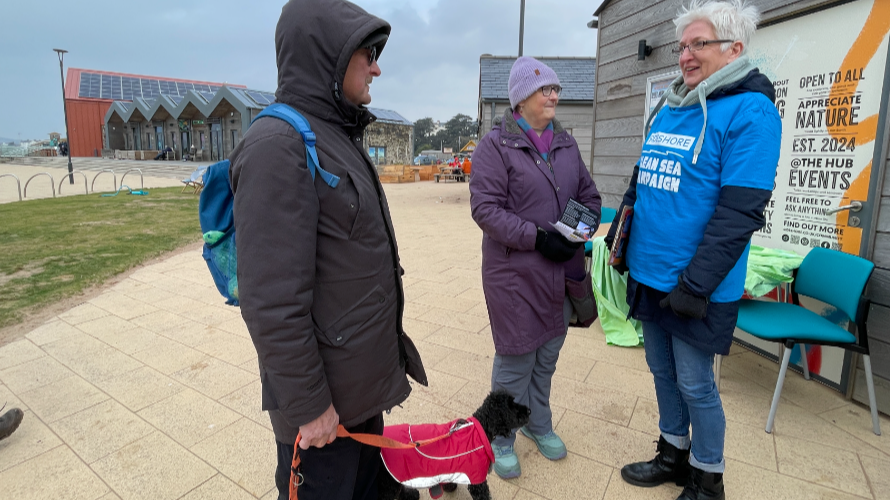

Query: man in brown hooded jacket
left=229, top=1, right=426, bottom=498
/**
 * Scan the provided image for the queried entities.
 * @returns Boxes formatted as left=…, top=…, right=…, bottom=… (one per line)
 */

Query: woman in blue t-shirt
left=606, top=2, right=781, bottom=499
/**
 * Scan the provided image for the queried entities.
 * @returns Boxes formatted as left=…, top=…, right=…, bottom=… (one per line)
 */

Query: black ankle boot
left=0, top=408, right=24, bottom=441
left=677, top=466, right=725, bottom=500
left=620, top=436, right=690, bottom=487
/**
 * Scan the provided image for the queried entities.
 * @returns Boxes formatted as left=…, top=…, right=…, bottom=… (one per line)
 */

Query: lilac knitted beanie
left=508, top=56, right=561, bottom=109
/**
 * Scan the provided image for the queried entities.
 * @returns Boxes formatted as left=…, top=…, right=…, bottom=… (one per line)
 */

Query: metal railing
left=91, top=169, right=118, bottom=193
left=119, top=168, right=144, bottom=191
left=23, top=173, right=56, bottom=198
left=0, top=173, right=22, bottom=201
left=57, top=171, right=89, bottom=195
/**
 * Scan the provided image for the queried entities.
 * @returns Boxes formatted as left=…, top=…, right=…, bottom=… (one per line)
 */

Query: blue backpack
left=198, top=103, right=340, bottom=306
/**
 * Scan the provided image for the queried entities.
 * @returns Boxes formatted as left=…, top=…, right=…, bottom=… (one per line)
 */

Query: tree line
left=413, top=114, right=478, bottom=155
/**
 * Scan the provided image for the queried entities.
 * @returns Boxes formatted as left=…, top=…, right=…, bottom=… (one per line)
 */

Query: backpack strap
left=252, top=103, right=340, bottom=188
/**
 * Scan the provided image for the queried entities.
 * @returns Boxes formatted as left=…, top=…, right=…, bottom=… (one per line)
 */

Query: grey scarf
left=646, top=55, right=759, bottom=164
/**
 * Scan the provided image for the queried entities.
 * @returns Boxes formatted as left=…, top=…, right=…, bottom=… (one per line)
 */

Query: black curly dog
left=378, top=389, right=531, bottom=500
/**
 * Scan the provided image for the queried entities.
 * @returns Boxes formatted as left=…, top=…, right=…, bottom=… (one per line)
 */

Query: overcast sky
left=0, top=0, right=602, bottom=141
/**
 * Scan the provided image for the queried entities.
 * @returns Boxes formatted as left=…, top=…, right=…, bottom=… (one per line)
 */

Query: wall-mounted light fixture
left=638, top=40, right=653, bottom=60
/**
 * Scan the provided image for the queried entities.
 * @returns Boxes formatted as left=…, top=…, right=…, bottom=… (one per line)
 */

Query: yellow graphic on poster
left=747, top=0, right=890, bottom=256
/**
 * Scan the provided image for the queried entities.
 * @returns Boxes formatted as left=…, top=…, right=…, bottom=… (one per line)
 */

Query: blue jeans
left=642, top=321, right=725, bottom=473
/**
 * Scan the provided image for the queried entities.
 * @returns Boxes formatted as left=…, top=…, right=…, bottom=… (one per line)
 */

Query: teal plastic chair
left=735, top=247, right=881, bottom=435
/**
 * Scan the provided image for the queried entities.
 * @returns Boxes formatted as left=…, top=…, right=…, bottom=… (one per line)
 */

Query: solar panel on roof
left=100, top=74, right=113, bottom=99
left=199, top=91, right=216, bottom=102
left=111, top=75, right=122, bottom=100
left=246, top=92, right=269, bottom=105
left=169, top=95, right=183, bottom=105
left=78, top=73, right=91, bottom=98
left=194, top=84, right=210, bottom=93
left=122, top=77, right=138, bottom=100
left=261, top=92, right=276, bottom=104
left=89, top=73, right=101, bottom=98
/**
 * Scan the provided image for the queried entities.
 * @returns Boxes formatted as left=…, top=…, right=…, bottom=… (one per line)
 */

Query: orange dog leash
left=289, top=421, right=466, bottom=500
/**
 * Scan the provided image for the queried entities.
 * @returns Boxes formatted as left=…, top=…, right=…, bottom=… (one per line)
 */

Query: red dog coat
left=380, top=417, right=494, bottom=488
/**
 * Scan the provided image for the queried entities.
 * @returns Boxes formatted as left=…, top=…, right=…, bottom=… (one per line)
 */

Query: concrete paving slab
left=91, top=431, right=216, bottom=500
left=51, top=399, right=155, bottom=464
left=0, top=445, right=110, bottom=499
left=0, top=409, right=63, bottom=473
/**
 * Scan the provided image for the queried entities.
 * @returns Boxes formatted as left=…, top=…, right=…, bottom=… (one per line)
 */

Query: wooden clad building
left=589, top=0, right=890, bottom=414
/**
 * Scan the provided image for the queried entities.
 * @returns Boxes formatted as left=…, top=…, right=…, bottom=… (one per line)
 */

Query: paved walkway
left=0, top=181, right=887, bottom=500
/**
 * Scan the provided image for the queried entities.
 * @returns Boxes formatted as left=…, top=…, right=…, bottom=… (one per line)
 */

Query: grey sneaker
left=493, top=444, right=521, bottom=479
left=519, top=426, right=567, bottom=460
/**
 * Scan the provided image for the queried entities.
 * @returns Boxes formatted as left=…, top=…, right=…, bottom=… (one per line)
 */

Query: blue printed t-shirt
left=627, top=92, right=781, bottom=303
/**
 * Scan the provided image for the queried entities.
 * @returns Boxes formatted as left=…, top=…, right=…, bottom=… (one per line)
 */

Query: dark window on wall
left=200, top=132, right=206, bottom=150
left=146, top=133, right=151, bottom=149
left=231, top=130, right=238, bottom=149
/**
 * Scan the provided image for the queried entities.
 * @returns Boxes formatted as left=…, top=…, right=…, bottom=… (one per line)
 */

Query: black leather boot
left=620, top=436, right=690, bottom=487
left=0, top=407, right=24, bottom=441
left=677, top=466, right=725, bottom=500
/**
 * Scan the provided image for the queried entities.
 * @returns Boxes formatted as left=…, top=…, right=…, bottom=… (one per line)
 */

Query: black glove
left=604, top=207, right=628, bottom=275
left=535, top=228, right=583, bottom=262
left=604, top=220, right=618, bottom=251
left=659, top=277, right=709, bottom=319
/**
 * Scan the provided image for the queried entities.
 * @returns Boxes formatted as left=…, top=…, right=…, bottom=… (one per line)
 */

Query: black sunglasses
left=366, top=46, right=378, bottom=66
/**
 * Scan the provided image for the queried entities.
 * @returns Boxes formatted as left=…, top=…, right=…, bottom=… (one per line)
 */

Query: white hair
left=674, top=0, right=760, bottom=54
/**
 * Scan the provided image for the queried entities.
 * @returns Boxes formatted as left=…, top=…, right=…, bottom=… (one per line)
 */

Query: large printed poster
left=747, top=0, right=889, bottom=256
left=739, top=0, right=890, bottom=390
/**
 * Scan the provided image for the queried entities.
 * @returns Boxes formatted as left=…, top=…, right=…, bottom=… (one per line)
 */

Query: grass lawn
left=0, top=187, right=201, bottom=329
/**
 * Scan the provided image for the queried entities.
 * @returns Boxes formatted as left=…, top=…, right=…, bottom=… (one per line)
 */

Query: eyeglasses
left=366, top=46, right=378, bottom=66
left=671, top=39, right=733, bottom=55
left=540, top=85, right=562, bottom=97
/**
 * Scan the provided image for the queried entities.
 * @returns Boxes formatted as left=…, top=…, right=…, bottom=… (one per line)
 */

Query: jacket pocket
left=319, top=171, right=361, bottom=240
left=566, top=272, right=598, bottom=328
left=316, top=285, right=387, bottom=347
left=259, top=367, right=280, bottom=411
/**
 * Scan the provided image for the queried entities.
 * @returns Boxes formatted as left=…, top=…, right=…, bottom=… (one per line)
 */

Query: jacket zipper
left=355, top=137, right=407, bottom=345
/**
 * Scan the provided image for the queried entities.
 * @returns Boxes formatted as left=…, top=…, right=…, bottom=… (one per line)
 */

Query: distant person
left=462, top=157, right=472, bottom=175
left=58, top=142, right=68, bottom=156
left=607, top=1, right=781, bottom=498
left=470, top=56, right=602, bottom=479
left=229, top=1, right=426, bottom=499
left=0, top=407, right=23, bottom=441
left=154, top=146, right=173, bottom=161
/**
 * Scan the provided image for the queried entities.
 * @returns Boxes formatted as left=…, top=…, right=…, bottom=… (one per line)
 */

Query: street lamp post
left=53, top=48, right=74, bottom=184
left=519, top=0, right=526, bottom=56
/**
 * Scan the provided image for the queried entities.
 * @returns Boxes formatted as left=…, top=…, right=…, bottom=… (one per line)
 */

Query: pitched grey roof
left=479, top=56, right=596, bottom=102
left=105, top=86, right=413, bottom=129
left=368, top=107, right=413, bottom=126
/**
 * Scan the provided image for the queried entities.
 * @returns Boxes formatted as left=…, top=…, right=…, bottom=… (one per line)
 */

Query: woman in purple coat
left=470, top=56, right=602, bottom=479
